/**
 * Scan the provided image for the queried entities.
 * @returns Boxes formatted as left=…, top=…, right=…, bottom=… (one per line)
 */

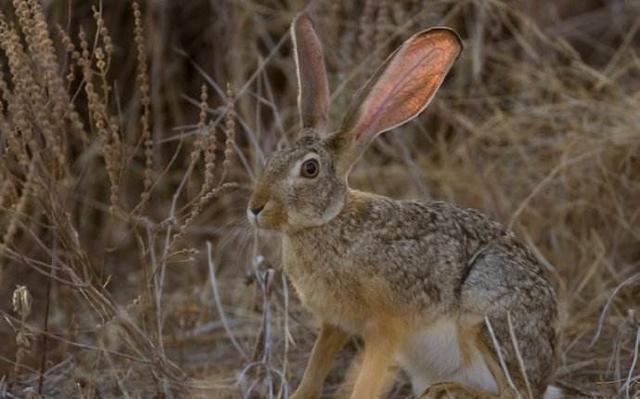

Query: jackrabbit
left=247, top=13, right=560, bottom=399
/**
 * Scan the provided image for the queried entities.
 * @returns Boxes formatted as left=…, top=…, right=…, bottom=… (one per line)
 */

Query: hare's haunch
left=248, top=13, right=560, bottom=399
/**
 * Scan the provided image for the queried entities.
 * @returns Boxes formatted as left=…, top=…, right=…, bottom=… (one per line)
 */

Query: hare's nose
left=250, top=204, right=264, bottom=216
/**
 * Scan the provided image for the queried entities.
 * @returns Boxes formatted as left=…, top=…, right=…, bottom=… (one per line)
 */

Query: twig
left=206, top=241, right=247, bottom=359
left=38, top=236, right=56, bottom=394
left=590, top=273, right=640, bottom=347
left=508, top=149, right=599, bottom=229
left=621, top=326, right=640, bottom=398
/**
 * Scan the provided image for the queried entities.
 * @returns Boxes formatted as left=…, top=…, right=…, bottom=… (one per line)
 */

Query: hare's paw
left=421, top=382, right=495, bottom=399
left=289, top=386, right=319, bottom=399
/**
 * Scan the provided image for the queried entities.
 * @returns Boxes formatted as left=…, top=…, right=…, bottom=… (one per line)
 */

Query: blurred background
left=0, top=0, right=639, bottom=397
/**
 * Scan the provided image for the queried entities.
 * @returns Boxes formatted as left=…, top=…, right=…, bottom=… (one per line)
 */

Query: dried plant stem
left=591, top=273, right=640, bottom=347
left=37, top=237, right=55, bottom=394
left=206, top=241, right=247, bottom=359
left=133, top=0, right=154, bottom=211
left=623, top=327, right=640, bottom=398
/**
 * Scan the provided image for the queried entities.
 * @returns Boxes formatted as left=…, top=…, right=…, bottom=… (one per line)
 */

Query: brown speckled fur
left=248, top=13, right=558, bottom=399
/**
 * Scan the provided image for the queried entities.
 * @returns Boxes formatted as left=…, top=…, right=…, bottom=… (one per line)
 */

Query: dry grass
left=0, top=0, right=638, bottom=398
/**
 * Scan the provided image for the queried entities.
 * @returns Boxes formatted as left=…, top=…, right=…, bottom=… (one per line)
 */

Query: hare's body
left=248, top=13, right=560, bottom=399
left=283, top=190, right=556, bottom=397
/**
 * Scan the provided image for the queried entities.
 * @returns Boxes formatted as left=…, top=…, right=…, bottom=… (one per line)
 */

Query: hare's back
left=344, top=197, right=545, bottom=310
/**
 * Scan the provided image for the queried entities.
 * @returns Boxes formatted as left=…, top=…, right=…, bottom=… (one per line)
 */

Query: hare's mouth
left=246, top=208, right=267, bottom=229
left=246, top=208, right=258, bottom=227
left=246, top=204, right=286, bottom=231
left=247, top=201, right=265, bottom=228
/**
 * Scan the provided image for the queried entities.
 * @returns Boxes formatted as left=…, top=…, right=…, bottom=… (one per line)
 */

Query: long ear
left=336, top=28, right=462, bottom=172
left=291, top=13, right=330, bottom=135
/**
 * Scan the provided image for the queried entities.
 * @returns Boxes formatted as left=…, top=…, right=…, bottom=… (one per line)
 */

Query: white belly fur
left=395, top=318, right=498, bottom=396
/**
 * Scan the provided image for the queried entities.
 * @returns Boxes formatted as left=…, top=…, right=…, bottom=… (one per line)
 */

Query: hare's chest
left=282, top=239, right=366, bottom=333
left=293, top=272, right=364, bottom=333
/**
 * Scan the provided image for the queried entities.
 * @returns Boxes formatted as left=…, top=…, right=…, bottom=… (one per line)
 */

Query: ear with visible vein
left=335, top=28, right=462, bottom=175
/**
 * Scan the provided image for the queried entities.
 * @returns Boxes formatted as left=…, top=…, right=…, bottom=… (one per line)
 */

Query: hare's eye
left=300, top=159, right=319, bottom=178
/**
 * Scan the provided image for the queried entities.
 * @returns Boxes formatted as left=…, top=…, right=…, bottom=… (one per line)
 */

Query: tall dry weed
left=0, top=0, right=238, bottom=396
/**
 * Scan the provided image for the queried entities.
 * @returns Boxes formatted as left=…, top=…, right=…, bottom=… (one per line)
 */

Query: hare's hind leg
left=459, top=247, right=558, bottom=398
left=421, top=381, right=506, bottom=399
left=418, top=331, right=517, bottom=399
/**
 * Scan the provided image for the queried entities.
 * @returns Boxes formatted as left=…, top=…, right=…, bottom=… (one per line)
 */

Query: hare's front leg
left=290, top=324, right=348, bottom=399
left=349, top=327, right=400, bottom=399
left=333, top=351, right=397, bottom=399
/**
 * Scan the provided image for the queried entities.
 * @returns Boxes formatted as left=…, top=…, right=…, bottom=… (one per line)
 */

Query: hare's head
left=248, top=14, right=461, bottom=232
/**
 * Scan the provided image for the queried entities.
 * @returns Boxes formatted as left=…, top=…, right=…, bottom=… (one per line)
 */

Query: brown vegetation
left=0, top=0, right=638, bottom=398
